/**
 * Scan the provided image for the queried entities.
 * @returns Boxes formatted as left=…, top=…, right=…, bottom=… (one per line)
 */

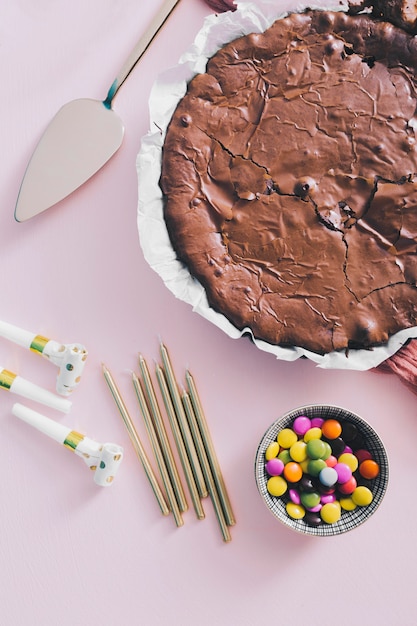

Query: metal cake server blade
left=15, top=100, right=124, bottom=222
left=15, top=0, right=181, bottom=222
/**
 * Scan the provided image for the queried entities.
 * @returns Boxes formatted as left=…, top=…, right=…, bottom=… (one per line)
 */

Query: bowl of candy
left=254, top=405, right=389, bottom=536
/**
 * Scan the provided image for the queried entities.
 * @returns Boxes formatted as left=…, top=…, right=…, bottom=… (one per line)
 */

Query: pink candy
left=265, top=458, right=284, bottom=476
left=289, top=489, right=301, bottom=504
left=321, top=493, right=336, bottom=504
left=311, top=417, right=324, bottom=428
left=292, top=415, right=312, bottom=436
left=334, top=462, right=352, bottom=484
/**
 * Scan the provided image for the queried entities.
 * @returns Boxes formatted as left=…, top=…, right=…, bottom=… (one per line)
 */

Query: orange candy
left=283, top=461, right=303, bottom=483
left=321, top=419, right=342, bottom=440
left=359, top=459, right=380, bottom=479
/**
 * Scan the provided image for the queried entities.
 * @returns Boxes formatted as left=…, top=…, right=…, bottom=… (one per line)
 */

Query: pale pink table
left=1, top=2, right=416, bottom=624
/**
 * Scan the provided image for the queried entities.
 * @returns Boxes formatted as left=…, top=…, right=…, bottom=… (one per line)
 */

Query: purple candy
left=334, top=462, right=352, bottom=484
left=311, top=417, right=324, bottom=428
left=321, top=493, right=336, bottom=504
left=292, top=415, right=311, bottom=436
left=305, top=512, right=322, bottom=526
left=265, top=458, right=284, bottom=476
left=289, top=488, right=301, bottom=504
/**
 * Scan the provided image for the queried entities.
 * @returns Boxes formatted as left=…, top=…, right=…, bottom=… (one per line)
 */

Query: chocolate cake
left=347, top=0, right=417, bottom=34
left=160, top=9, right=417, bottom=355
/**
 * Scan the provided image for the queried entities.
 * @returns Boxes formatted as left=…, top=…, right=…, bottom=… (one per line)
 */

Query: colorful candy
left=340, top=496, right=357, bottom=511
left=337, top=476, right=357, bottom=495
left=320, top=502, right=342, bottom=524
left=300, top=491, right=321, bottom=509
left=308, top=459, right=327, bottom=477
left=292, top=415, right=311, bottom=436
left=278, top=428, right=298, bottom=449
left=265, top=458, right=284, bottom=476
left=321, top=419, right=342, bottom=440
left=283, top=462, right=303, bottom=483
left=265, top=415, right=380, bottom=527
left=304, top=427, right=322, bottom=442
left=289, top=488, right=301, bottom=504
left=289, top=440, right=308, bottom=462
left=359, top=459, right=380, bottom=480
left=286, top=502, right=305, bottom=520
left=352, top=485, right=373, bottom=506
left=334, top=462, right=352, bottom=484
left=306, top=438, right=327, bottom=460
left=267, top=475, right=287, bottom=497
left=265, top=441, right=280, bottom=460
left=319, top=466, right=338, bottom=487
left=338, top=453, right=359, bottom=472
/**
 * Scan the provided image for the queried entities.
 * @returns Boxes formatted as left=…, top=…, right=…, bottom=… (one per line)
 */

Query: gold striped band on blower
left=29, top=335, right=50, bottom=354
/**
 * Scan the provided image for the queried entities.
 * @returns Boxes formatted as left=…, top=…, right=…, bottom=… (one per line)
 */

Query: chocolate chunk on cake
left=348, top=0, right=417, bottom=34
left=160, top=9, right=417, bottom=355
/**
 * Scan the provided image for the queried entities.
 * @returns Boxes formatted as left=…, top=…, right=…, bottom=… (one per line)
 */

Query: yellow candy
left=286, top=502, right=305, bottom=520
left=340, top=497, right=357, bottom=511
left=289, top=440, right=308, bottom=463
left=338, top=453, right=359, bottom=472
left=352, top=486, right=373, bottom=506
left=320, top=502, right=341, bottom=524
left=267, top=476, right=288, bottom=497
left=265, top=441, right=280, bottom=460
left=277, top=428, right=298, bottom=449
left=303, top=427, right=322, bottom=442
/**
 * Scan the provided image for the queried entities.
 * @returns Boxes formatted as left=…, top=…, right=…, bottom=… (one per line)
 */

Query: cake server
left=15, top=0, right=181, bottom=222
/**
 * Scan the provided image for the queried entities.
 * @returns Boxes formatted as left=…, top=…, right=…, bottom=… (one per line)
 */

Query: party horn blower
left=12, top=403, right=123, bottom=486
left=0, top=320, right=87, bottom=395
left=0, top=366, right=71, bottom=413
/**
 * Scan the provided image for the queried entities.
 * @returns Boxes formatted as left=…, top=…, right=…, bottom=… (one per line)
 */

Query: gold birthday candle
left=102, top=364, right=169, bottom=516
left=132, top=371, right=184, bottom=527
left=186, top=370, right=236, bottom=527
left=156, top=362, right=205, bottom=520
left=138, top=355, right=188, bottom=513
left=159, top=344, right=208, bottom=499
left=182, top=390, right=231, bottom=542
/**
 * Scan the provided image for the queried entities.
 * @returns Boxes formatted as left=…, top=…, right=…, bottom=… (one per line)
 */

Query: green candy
left=306, top=438, right=326, bottom=460
left=308, top=458, right=327, bottom=477
left=300, top=491, right=321, bottom=509
left=278, top=449, right=292, bottom=465
left=321, top=441, right=332, bottom=460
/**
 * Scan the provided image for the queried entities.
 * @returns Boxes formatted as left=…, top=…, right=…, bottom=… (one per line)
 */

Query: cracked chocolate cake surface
left=160, top=9, right=417, bottom=355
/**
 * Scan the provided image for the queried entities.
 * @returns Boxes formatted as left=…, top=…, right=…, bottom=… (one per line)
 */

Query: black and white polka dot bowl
left=254, top=404, right=389, bottom=536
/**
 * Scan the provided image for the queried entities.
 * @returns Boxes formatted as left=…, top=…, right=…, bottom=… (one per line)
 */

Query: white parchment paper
left=137, top=0, right=417, bottom=371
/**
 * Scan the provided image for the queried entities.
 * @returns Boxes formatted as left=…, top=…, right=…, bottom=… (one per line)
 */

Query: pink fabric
left=376, top=340, right=417, bottom=393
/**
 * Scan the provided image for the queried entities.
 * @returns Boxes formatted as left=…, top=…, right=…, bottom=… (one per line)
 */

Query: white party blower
left=12, top=403, right=123, bottom=487
left=0, top=366, right=71, bottom=413
left=0, top=320, right=87, bottom=396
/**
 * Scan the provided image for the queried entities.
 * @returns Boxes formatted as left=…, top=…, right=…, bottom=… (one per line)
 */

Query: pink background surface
left=1, top=1, right=417, bottom=624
